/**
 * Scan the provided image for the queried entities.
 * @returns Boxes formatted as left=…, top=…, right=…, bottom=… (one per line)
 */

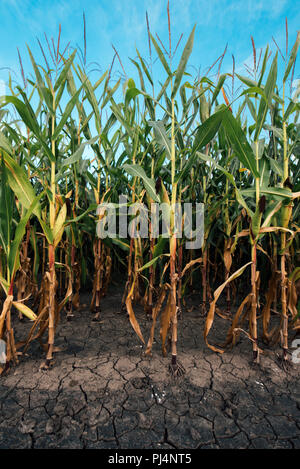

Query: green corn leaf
left=123, top=164, right=160, bottom=202
left=102, top=79, right=121, bottom=108
left=156, top=76, right=172, bottom=102
left=39, top=219, right=54, bottom=244
left=149, top=120, right=172, bottom=159
left=0, top=158, right=13, bottom=251
left=136, top=48, right=153, bottom=86
left=254, top=53, right=277, bottom=141
left=110, top=99, right=133, bottom=137
left=0, top=95, right=55, bottom=162
left=61, top=136, right=99, bottom=168
left=1, top=151, right=41, bottom=218
left=125, top=88, right=142, bottom=108
left=171, top=25, right=196, bottom=99
left=138, top=254, right=169, bottom=272
left=0, top=95, right=40, bottom=136
left=197, top=151, right=253, bottom=217
left=258, top=45, right=269, bottom=87
left=241, top=187, right=293, bottom=198
left=222, top=108, right=259, bottom=177
left=67, top=204, right=98, bottom=224
left=130, top=58, right=146, bottom=91
left=66, top=68, right=92, bottom=140
left=52, top=85, right=83, bottom=140
left=150, top=34, right=172, bottom=77
left=153, top=236, right=168, bottom=258
left=251, top=204, right=263, bottom=239
left=54, top=50, right=77, bottom=92
left=8, top=193, right=43, bottom=276
left=283, top=31, right=300, bottom=83
left=27, top=46, right=54, bottom=112
left=0, top=131, right=13, bottom=158
left=211, top=74, right=226, bottom=106
left=192, top=109, right=224, bottom=154
left=268, top=156, right=284, bottom=178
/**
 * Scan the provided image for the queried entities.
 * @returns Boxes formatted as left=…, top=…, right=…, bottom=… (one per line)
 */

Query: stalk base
left=277, top=349, right=293, bottom=371
left=92, top=307, right=101, bottom=322
left=169, top=355, right=186, bottom=378
left=252, top=350, right=260, bottom=365
left=40, top=358, right=54, bottom=371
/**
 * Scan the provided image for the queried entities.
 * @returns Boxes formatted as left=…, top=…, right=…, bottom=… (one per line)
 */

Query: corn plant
left=0, top=9, right=298, bottom=376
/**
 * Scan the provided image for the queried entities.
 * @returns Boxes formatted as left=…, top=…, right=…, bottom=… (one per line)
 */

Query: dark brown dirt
left=0, top=286, right=299, bottom=449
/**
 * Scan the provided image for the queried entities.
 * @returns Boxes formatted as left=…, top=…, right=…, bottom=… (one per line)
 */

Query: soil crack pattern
left=0, top=291, right=299, bottom=449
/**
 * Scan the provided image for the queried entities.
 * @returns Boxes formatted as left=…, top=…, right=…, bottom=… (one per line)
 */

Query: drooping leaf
left=222, top=108, right=259, bottom=177
left=12, top=302, right=37, bottom=321
left=0, top=158, right=13, bottom=251
left=192, top=109, right=224, bottom=154
left=1, top=152, right=41, bottom=218
left=149, top=120, right=172, bottom=159
left=123, top=164, right=160, bottom=203
left=8, top=194, right=43, bottom=276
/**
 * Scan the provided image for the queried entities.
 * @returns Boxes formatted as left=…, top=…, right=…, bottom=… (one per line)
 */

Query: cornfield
left=0, top=8, right=299, bottom=380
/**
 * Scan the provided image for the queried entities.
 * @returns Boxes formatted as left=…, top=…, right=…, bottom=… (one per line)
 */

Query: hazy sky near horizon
left=0, top=0, right=299, bottom=93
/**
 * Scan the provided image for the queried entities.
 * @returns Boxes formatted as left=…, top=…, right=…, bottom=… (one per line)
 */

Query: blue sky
left=0, top=0, right=299, bottom=96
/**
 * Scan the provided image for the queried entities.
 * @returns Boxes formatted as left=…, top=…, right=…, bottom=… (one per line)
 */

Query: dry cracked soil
left=0, top=285, right=299, bottom=449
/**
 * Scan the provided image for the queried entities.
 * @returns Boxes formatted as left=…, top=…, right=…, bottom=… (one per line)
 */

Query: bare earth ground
left=0, top=285, right=299, bottom=449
